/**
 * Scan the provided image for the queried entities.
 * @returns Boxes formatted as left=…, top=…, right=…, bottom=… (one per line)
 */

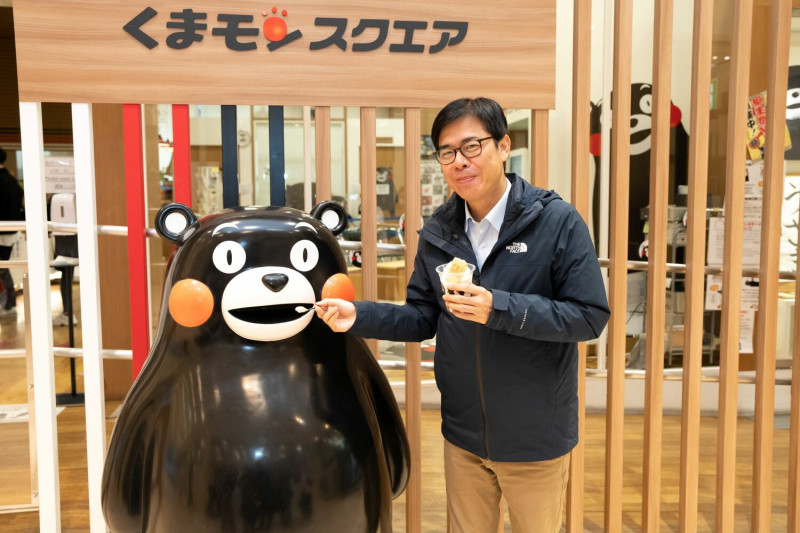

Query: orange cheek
left=321, top=273, right=355, bottom=301
left=169, top=279, right=214, bottom=327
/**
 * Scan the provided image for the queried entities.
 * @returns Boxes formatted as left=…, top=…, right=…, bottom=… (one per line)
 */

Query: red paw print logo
left=262, top=7, right=289, bottom=42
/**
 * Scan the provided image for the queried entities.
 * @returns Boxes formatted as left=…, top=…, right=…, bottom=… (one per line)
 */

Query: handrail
left=1, top=221, right=796, bottom=280
left=0, top=347, right=791, bottom=385
left=0, top=348, right=133, bottom=360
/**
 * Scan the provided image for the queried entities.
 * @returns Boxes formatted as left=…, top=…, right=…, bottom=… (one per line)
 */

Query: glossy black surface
left=102, top=203, right=409, bottom=532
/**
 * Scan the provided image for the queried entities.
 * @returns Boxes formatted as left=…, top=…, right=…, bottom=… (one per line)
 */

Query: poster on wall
left=746, top=92, right=768, bottom=160
left=420, top=159, right=447, bottom=217
left=739, top=309, right=755, bottom=354
left=44, top=156, right=75, bottom=194
left=704, top=275, right=760, bottom=312
left=706, top=160, right=764, bottom=268
left=706, top=218, right=762, bottom=269
left=745, top=91, right=792, bottom=160
left=704, top=275, right=758, bottom=354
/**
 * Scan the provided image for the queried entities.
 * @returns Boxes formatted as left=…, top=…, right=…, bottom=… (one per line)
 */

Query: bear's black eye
left=639, top=94, right=652, bottom=115
left=213, top=241, right=246, bottom=274
left=290, top=240, right=319, bottom=272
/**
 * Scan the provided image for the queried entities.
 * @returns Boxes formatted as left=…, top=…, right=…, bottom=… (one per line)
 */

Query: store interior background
left=0, top=0, right=798, bottom=411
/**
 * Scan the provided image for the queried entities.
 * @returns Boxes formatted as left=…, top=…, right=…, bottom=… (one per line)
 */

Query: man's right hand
left=315, top=298, right=357, bottom=332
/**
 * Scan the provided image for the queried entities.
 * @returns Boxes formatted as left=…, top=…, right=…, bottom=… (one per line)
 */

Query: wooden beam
left=93, top=104, right=133, bottom=400
left=791, top=218, right=800, bottom=532
left=359, top=107, right=378, bottom=357
left=404, top=107, right=422, bottom=533
left=715, top=1, right=753, bottom=530
left=315, top=106, right=332, bottom=203
left=531, top=109, right=549, bottom=188
left=567, top=0, right=591, bottom=530
left=642, top=0, right=673, bottom=529
left=604, top=0, right=633, bottom=530
left=679, top=0, right=714, bottom=530
left=751, top=1, right=791, bottom=531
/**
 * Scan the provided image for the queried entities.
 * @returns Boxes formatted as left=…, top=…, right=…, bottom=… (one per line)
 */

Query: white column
left=71, top=103, right=108, bottom=533
left=303, top=105, right=313, bottom=212
left=20, top=101, right=62, bottom=532
left=597, top=0, right=615, bottom=371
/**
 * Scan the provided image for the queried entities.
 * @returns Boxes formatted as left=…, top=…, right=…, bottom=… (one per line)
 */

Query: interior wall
left=548, top=0, right=574, bottom=201
left=93, top=103, right=134, bottom=399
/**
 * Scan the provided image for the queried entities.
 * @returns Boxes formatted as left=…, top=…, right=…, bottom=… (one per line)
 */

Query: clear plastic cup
left=435, top=262, right=476, bottom=296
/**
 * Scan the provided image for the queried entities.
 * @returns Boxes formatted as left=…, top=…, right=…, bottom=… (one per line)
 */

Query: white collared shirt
left=464, top=177, right=511, bottom=270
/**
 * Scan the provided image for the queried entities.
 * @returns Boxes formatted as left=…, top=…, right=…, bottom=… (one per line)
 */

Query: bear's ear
left=310, top=201, right=348, bottom=236
left=155, top=203, right=198, bottom=244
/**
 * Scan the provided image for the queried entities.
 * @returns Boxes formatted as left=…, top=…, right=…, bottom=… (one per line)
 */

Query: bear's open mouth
left=631, top=129, right=650, bottom=145
left=228, top=303, right=309, bottom=324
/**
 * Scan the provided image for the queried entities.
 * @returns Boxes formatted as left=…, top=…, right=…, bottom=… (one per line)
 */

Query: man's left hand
left=443, top=283, right=493, bottom=324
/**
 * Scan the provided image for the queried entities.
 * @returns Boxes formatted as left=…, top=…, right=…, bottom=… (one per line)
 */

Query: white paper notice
left=704, top=275, right=759, bottom=311
left=707, top=217, right=724, bottom=267
left=706, top=217, right=760, bottom=268
left=739, top=309, right=755, bottom=354
left=44, top=156, right=75, bottom=194
left=744, top=160, right=764, bottom=221
left=705, top=274, right=723, bottom=311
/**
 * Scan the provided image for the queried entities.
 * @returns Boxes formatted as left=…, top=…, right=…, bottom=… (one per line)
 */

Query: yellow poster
left=746, top=91, right=792, bottom=159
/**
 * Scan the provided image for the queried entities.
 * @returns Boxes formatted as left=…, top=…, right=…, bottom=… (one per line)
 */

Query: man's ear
left=155, top=203, right=198, bottom=244
left=499, top=134, right=511, bottom=162
left=310, top=201, right=348, bottom=236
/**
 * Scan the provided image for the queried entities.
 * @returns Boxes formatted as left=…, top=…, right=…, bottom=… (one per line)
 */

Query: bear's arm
left=345, top=334, right=410, bottom=499
left=102, top=392, right=165, bottom=532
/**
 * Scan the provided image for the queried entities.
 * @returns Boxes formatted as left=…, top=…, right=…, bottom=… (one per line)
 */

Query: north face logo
left=506, top=242, right=527, bottom=253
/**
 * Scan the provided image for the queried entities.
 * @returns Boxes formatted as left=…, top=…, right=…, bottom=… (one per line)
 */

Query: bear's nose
left=262, top=273, right=289, bottom=292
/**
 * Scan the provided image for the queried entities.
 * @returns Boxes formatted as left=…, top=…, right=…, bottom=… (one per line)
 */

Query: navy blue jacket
left=351, top=174, right=609, bottom=462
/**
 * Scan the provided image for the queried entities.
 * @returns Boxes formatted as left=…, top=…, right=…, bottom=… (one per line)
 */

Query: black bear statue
left=786, top=65, right=800, bottom=160
left=102, top=201, right=409, bottom=533
left=590, top=83, right=689, bottom=260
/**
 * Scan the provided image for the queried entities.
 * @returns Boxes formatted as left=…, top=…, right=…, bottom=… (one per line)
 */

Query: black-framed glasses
left=434, top=136, right=494, bottom=165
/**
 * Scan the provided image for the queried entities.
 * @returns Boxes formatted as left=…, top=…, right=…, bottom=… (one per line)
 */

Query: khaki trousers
left=444, top=439, right=570, bottom=533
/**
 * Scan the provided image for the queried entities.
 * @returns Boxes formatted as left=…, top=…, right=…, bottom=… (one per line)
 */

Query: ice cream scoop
left=435, top=258, right=476, bottom=295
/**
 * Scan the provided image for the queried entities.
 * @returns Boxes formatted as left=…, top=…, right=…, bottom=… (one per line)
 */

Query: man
left=0, top=147, right=24, bottom=316
left=316, top=97, right=609, bottom=532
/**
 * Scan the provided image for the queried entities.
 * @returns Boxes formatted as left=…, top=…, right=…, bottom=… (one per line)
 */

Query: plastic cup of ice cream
left=435, top=262, right=476, bottom=296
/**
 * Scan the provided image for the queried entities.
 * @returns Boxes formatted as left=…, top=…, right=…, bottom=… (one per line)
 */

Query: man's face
left=437, top=116, right=510, bottom=209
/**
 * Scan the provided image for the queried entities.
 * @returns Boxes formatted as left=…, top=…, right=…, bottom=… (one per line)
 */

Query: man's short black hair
left=430, top=97, right=508, bottom=150
left=0, top=147, right=6, bottom=165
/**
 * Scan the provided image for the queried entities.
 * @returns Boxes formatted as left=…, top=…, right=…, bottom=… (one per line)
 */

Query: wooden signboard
left=13, top=0, right=555, bottom=108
